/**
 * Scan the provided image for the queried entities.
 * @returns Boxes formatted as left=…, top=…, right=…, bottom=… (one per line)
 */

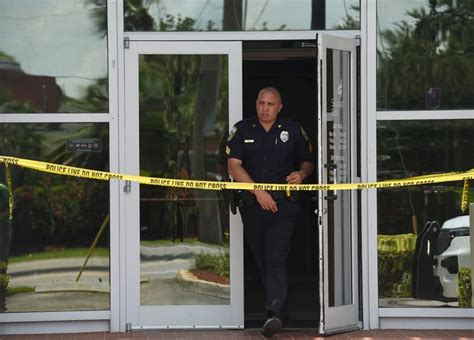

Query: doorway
left=121, top=34, right=359, bottom=333
left=242, top=40, right=320, bottom=327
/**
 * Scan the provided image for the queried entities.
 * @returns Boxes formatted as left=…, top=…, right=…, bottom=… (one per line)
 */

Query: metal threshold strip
left=131, top=325, right=244, bottom=330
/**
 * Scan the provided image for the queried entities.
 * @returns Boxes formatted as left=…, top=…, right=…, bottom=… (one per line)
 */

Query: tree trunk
left=192, top=1, right=243, bottom=244
left=223, top=0, right=243, bottom=30
left=311, top=0, right=325, bottom=29
left=192, top=55, right=223, bottom=244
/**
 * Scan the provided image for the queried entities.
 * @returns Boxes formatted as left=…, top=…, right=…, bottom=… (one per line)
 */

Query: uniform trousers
left=240, top=198, right=299, bottom=320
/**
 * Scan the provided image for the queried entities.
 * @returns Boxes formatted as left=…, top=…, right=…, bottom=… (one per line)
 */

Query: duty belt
left=269, top=190, right=287, bottom=200
left=229, top=189, right=299, bottom=214
left=269, top=190, right=298, bottom=202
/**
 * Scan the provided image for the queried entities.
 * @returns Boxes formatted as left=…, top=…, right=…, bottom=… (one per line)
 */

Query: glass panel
left=377, top=1, right=474, bottom=110
left=0, top=123, right=110, bottom=312
left=377, top=120, right=473, bottom=308
left=124, top=0, right=360, bottom=31
left=0, top=1, right=108, bottom=113
left=326, top=49, right=352, bottom=307
left=139, top=54, right=230, bottom=306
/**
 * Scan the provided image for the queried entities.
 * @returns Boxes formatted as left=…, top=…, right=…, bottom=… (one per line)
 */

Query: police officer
left=226, top=87, right=314, bottom=337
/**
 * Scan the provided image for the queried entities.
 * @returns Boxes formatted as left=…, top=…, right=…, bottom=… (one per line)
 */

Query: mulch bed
left=190, top=270, right=230, bottom=285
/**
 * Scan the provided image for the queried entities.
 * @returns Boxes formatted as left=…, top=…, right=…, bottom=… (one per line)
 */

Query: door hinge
left=123, top=180, right=131, bottom=193
left=355, top=35, right=361, bottom=46
left=124, top=37, right=130, bottom=49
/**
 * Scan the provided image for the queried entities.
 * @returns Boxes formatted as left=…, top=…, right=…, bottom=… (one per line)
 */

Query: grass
left=140, top=238, right=228, bottom=249
left=9, top=247, right=109, bottom=264
left=7, top=286, right=35, bottom=296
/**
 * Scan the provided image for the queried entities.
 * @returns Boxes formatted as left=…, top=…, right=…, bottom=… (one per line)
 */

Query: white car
left=433, top=215, right=471, bottom=299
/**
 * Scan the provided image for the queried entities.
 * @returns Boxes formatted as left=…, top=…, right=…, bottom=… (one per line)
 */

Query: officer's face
left=256, top=91, right=282, bottom=125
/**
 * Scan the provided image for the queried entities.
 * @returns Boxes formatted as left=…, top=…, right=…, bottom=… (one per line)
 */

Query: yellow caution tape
left=1, top=155, right=474, bottom=193
left=461, top=179, right=470, bottom=213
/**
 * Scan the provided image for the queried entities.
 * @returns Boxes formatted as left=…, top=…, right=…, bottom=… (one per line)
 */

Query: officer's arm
left=227, top=158, right=254, bottom=184
left=286, top=161, right=314, bottom=184
left=287, top=125, right=315, bottom=184
left=227, top=158, right=278, bottom=212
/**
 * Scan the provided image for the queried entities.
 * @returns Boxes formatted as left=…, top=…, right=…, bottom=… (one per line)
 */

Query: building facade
left=0, top=0, right=473, bottom=334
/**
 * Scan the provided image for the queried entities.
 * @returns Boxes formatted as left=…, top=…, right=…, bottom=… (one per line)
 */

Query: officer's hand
left=253, top=190, right=278, bottom=212
left=286, top=170, right=304, bottom=184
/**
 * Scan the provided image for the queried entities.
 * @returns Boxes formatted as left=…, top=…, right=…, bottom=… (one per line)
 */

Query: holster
left=229, top=189, right=237, bottom=215
left=228, top=190, right=255, bottom=214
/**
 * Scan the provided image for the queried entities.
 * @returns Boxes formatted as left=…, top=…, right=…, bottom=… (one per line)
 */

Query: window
left=0, top=123, right=110, bottom=312
left=0, top=1, right=108, bottom=113
left=124, top=0, right=360, bottom=32
left=377, top=1, right=474, bottom=111
left=377, top=120, right=473, bottom=308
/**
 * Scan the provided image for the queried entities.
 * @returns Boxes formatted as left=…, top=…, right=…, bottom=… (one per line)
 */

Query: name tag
left=244, top=139, right=254, bottom=143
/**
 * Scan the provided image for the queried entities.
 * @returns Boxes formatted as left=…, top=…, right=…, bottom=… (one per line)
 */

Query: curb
left=35, top=281, right=109, bottom=294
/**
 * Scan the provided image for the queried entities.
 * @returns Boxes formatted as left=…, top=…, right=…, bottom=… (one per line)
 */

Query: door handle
left=123, top=180, right=131, bottom=193
left=323, top=163, right=338, bottom=201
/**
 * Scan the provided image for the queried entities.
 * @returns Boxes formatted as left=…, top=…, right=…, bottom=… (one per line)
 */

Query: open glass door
left=317, top=34, right=359, bottom=334
left=124, top=41, right=243, bottom=329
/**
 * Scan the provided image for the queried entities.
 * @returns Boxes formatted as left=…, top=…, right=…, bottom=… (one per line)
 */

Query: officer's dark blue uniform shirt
left=226, top=116, right=312, bottom=184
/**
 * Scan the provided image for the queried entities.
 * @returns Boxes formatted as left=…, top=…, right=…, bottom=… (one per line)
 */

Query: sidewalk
left=1, top=329, right=473, bottom=339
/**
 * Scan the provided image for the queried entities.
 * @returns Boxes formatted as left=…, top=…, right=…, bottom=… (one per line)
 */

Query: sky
left=0, top=0, right=107, bottom=99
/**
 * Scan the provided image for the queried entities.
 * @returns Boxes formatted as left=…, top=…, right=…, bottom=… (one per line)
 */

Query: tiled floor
left=1, top=329, right=474, bottom=339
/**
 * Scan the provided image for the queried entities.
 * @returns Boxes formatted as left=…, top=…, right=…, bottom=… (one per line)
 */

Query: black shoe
left=261, top=316, right=282, bottom=337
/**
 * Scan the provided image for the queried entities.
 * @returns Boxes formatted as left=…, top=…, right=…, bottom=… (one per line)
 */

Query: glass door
left=124, top=41, right=243, bottom=329
left=317, top=34, right=359, bottom=334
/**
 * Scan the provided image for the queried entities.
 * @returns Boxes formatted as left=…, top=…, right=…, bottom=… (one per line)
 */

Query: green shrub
left=192, top=251, right=229, bottom=279
left=0, top=262, right=9, bottom=311
left=378, top=233, right=417, bottom=298
left=12, top=176, right=108, bottom=253
left=458, top=267, right=472, bottom=308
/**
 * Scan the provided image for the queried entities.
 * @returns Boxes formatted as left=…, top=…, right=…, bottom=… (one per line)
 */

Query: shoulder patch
left=227, top=126, right=237, bottom=141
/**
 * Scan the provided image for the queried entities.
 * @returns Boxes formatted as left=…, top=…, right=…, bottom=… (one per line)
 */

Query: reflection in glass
left=377, top=1, right=474, bottom=110
left=139, top=54, right=230, bottom=306
left=124, top=0, right=360, bottom=32
left=326, top=49, right=352, bottom=307
left=377, top=120, right=474, bottom=308
left=0, top=123, right=110, bottom=312
left=0, top=1, right=108, bottom=113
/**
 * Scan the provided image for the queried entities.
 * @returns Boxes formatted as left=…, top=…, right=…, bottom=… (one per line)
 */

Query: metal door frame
left=317, top=33, right=360, bottom=334
left=123, top=40, right=244, bottom=329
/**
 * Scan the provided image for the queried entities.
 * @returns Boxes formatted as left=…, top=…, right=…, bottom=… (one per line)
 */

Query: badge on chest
left=280, top=130, right=289, bottom=143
